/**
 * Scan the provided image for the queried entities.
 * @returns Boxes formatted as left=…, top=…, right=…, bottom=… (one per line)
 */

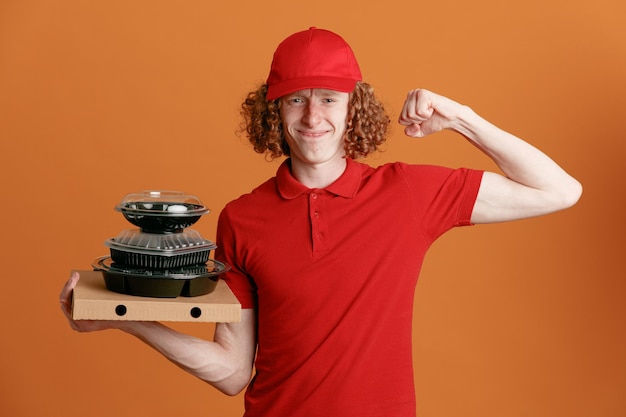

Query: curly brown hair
left=239, top=82, right=390, bottom=160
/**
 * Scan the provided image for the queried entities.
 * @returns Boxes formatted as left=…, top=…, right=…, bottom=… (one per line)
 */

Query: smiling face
left=279, top=89, right=350, bottom=169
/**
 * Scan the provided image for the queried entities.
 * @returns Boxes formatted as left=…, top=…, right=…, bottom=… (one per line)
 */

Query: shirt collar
left=276, top=158, right=362, bottom=199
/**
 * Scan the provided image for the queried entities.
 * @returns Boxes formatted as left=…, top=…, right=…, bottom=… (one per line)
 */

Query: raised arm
left=398, top=89, right=582, bottom=223
left=60, top=272, right=256, bottom=396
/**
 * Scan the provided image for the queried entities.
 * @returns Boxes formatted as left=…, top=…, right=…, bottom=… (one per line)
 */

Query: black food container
left=93, top=256, right=230, bottom=298
left=94, top=190, right=230, bottom=298
left=105, top=228, right=217, bottom=269
left=114, top=190, right=209, bottom=234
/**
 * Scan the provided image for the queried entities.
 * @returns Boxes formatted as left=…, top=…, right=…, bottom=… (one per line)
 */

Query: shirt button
left=311, top=193, right=318, bottom=199
left=314, top=211, right=320, bottom=218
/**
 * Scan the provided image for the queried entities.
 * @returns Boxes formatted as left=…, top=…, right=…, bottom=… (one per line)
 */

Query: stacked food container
left=92, top=190, right=229, bottom=298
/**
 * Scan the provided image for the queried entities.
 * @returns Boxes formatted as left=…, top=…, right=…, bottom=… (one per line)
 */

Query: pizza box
left=71, top=270, right=241, bottom=323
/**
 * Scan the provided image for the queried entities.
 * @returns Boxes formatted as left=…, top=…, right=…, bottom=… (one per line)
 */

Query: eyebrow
left=288, top=89, right=346, bottom=97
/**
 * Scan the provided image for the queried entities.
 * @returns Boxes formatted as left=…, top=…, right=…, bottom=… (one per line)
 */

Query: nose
left=301, top=101, right=322, bottom=126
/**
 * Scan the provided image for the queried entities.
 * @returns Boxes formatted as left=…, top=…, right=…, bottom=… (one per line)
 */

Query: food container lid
left=92, top=256, right=229, bottom=279
left=105, top=228, right=216, bottom=256
left=115, top=190, right=209, bottom=217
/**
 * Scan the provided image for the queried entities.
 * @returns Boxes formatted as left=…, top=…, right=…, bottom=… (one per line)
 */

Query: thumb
left=404, top=123, right=424, bottom=138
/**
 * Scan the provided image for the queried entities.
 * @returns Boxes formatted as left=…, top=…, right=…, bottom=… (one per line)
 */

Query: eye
left=285, top=97, right=304, bottom=104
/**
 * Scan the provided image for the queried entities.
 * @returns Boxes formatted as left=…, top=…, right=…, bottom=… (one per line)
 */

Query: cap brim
left=266, top=76, right=358, bottom=100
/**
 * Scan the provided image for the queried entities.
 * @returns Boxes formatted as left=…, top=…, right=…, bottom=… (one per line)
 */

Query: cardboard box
left=72, top=270, right=241, bottom=323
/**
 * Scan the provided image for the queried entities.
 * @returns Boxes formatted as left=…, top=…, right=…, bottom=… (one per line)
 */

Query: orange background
left=1, top=1, right=624, bottom=416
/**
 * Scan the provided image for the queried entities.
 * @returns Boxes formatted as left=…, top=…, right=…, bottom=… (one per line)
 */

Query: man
left=60, top=27, right=581, bottom=416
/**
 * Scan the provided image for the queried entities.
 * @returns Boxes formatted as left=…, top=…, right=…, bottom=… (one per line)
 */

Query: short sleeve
left=399, top=164, right=483, bottom=242
left=215, top=207, right=257, bottom=309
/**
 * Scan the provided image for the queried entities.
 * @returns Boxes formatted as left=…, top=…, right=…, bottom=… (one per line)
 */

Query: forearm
left=61, top=273, right=254, bottom=395
left=118, top=321, right=252, bottom=395
left=400, top=88, right=581, bottom=208
left=453, top=106, right=582, bottom=206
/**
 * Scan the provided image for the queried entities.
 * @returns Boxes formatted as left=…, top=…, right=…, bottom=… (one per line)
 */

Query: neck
left=289, top=157, right=347, bottom=189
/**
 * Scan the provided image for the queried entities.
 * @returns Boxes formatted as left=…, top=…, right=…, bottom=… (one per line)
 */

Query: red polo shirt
left=216, top=158, right=483, bottom=417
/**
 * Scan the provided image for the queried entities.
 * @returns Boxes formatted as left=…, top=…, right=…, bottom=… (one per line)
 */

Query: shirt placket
left=309, top=190, right=329, bottom=256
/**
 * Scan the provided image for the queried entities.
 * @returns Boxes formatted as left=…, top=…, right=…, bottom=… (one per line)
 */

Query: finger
left=399, top=89, right=433, bottom=125
left=398, top=90, right=418, bottom=124
left=413, top=89, right=434, bottom=119
left=59, top=272, right=80, bottom=302
left=59, top=272, right=80, bottom=317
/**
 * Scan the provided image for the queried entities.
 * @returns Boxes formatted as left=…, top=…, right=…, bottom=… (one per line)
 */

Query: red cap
left=265, top=27, right=362, bottom=100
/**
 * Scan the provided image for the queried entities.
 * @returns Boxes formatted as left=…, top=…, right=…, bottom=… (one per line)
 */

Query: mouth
left=297, top=129, right=329, bottom=138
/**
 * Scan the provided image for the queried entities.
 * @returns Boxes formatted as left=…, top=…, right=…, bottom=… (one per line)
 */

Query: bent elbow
left=220, top=383, right=248, bottom=397
left=209, top=369, right=252, bottom=396
left=559, top=178, right=583, bottom=210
